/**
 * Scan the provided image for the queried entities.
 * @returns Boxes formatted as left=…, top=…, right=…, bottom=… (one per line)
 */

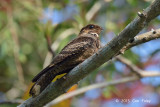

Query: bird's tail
left=29, top=72, right=55, bottom=97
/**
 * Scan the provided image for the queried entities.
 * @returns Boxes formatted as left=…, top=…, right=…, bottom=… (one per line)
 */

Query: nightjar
left=30, top=24, right=102, bottom=97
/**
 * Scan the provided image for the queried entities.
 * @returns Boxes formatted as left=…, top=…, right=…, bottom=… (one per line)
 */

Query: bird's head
left=79, top=24, right=103, bottom=36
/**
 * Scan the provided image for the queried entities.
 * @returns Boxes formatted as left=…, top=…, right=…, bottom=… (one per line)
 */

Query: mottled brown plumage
left=30, top=24, right=102, bottom=97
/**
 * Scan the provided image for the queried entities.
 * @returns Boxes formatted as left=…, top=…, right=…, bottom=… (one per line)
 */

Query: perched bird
left=30, top=24, right=102, bottom=97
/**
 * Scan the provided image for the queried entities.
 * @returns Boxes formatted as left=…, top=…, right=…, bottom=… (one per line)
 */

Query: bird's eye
left=89, top=25, right=94, bottom=29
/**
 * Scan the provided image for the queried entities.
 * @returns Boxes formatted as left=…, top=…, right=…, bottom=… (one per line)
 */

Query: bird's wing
left=32, top=65, right=53, bottom=82
left=32, top=36, right=93, bottom=82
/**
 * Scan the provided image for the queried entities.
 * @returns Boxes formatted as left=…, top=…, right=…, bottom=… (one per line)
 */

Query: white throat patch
left=91, top=33, right=99, bottom=37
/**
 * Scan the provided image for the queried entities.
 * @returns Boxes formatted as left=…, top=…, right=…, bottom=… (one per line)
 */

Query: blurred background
left=0, top=0, right=160, bottom=107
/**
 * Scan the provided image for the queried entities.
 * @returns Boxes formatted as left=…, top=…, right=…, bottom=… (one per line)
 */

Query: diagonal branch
left=18, top=0, right=160, bottom=106
left=46, top=30, right=160, bottom=106
left=47, top=51, right=160, bottom=106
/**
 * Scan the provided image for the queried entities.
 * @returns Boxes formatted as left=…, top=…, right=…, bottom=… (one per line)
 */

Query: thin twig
left=46, top=76, right=138, bottom=106
left=8, top=14, right=25, bottom=85
left=116, top=56, right=143, bottom=77
left=116, top=56, right=160, bottom=77
left=43, top=28, right=76, bottom=67
left=45, top=34, right=56, bottom=57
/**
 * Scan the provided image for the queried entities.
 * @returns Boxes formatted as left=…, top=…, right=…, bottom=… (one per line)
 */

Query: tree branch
left=119, top=28, right=160, bottom=54
left=18, top=0, right=160, bottom=106
left=46, top=69, right=160, bottom=107
left=116, top=56, right=160, bottom=77
left=47, top=54, right=160, bottom=106
left=46, top=50, right=160, bottom=106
